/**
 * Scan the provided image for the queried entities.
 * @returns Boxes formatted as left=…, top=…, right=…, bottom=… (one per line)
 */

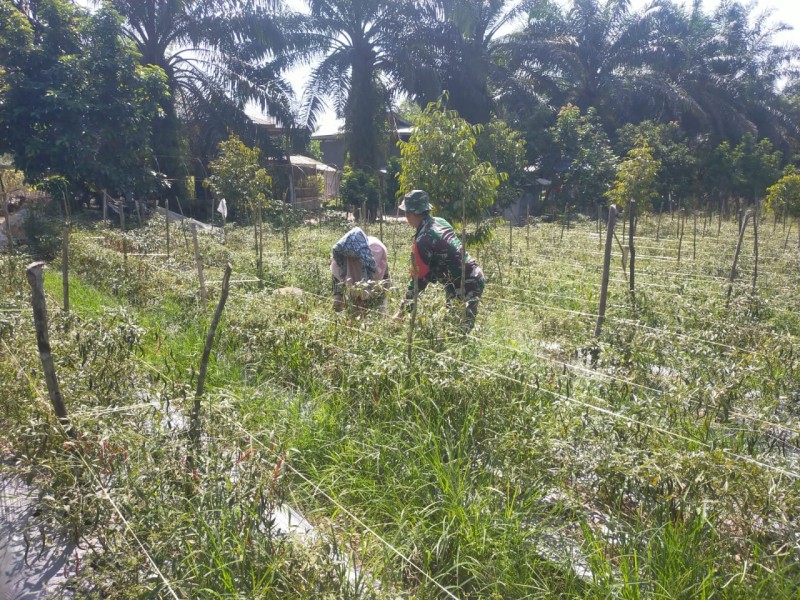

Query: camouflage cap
left=398, top=190, right=432, bottom=214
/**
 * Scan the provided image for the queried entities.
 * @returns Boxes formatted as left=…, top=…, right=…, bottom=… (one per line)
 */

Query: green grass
left=1, top=210, right=799, bottom=598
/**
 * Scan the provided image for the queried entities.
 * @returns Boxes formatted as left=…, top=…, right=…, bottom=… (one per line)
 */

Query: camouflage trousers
left=444, top=265, right=485, bottom=328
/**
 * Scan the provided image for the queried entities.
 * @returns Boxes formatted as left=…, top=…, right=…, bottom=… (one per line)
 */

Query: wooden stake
left=595, top=205, right=617, bottom=337
left=190, top=263, right=232, bottom=448
left=752, top=200, right=759, bottom=297
left=784, top=221, right=793, bottom=251
left=102, top=190, right=108, bottom=224
left=165, top=199, right=170, bottom=258
left=629, top=200, right=636, bottom=294
left=26, top=262, right=73, bottom=437
left=693, top=211, right=698, bottom=260
left=2, top=186, right=13, bottom=255
left=191, top=224, right=207, bottom=310
left=726, top=210, right=752, bottom=306
left=118, top=199, right=128, bottom=266
left=656, top=198, right=664, bottom=242
left=62, top=224, right=70, bottom=314
left=677, top=209, right=685, bottom=264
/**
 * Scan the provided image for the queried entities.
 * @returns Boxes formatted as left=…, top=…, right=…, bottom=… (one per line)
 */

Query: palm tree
left=401, top=0, right=532, bottom=124
left=284, top=0, right=409, bottom=171
left=650, top=0, right=800, bottom=147
left=107, top=0, right=295, bottom=200
left=504, top=0, right=668, bottom=130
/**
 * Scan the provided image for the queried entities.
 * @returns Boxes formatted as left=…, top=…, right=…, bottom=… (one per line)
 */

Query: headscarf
left=330, top=227, right=376, bottom=281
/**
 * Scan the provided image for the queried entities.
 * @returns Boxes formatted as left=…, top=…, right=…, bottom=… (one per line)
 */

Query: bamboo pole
left=190, top=263, right=232, bottom=448
left=191, top=224, right=207, bottom=310
left=595, top=205, right=617, bottom=337
left=26, top=262, right=73, bottom=437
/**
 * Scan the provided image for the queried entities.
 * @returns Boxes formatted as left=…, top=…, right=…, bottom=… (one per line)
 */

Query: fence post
left=628, top=200, right=635, bottom=294
left=26, top=262, right=73, bottom=437
left=165, top=199, right=170, bottom=258
left=118, top=199, right=128, bottom=266
left=191, top=263, right=232, bottom=449
left=595, top=205, right=617, bottom=337
left=62, top=224, right=70, bottom=314
left=102, top=190, right=108, bottom=224
left=752, top=200, right=759, bottom=296
left=693, top=211, right=697, bottom=260
left=726, top=210, right=751, bottom=306
left=677, top=209, right=685, bottom=264
left=2, top=188, right=12, bottom=255
left=191, top=224, right=207, bottom=310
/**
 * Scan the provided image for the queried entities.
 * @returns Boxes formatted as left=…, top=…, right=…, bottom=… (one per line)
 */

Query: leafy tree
left=474, top=117, right=527, bottom=210
left=732, top=134, right=781, bottom=202
left=340, top=167, right=381, bottom=219
left=615, top=121, right=695, bottom=207
left=398, top=97, right=500, bottom=227
left=205, top=134, right=272, bottom=222
left=765, top=166, right=800, bottom=221
left=606, top=143, right=660, bottom=213
left=0, top=1, right=167, bottom=205
left=549, top=104, right=617, bottom=211
left=108, top=0, right=294, bottom=202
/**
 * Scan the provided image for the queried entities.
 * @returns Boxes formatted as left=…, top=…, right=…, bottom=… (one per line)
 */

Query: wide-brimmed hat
left=398, top=189, right=432, bottom=214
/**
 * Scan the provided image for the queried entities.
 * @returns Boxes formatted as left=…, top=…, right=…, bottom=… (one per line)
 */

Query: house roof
left=290, top=155, right=337, bottom=172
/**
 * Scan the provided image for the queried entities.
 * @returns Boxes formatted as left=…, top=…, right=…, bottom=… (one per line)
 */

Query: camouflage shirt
left=405, top=216, right=482, bottom=299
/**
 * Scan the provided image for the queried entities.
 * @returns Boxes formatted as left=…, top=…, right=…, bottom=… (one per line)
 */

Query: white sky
left=276, top=0, right=800, bottom=134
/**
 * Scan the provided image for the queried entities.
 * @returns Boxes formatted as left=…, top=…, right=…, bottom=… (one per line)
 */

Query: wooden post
left=677, top=209, right=685, bottom=264
left=2, top=187, right=13, bottom=255
left=190, top=263, right=232, bottom=448
left=461, top=195, right=467, bottom=322
left=526, top=203, right=531, bottom=251
left=752, top=200, right=759, bottom=296
left=595, top=205, right=617, bottom=337
left=597, top=204, right=602, bottom=250
left=656, top=198, right=664, bottom=242
left=693, top=211, right=697, bottom=261
left=784, top=222, right=793, bottom=251
left=102, top=190, right=108, bottom=224
left=62, top=224, right=70, bottom=314
left=118, top=199, right=128, bottom=265
left=737, top=208, right=742, bottom=235
left=508, top=218, right=513, bottom=265
left=283, top=189, right=290, bottom=259
left=191, top=224, right=207, bottom=310
left=165, top=199, right=170, bottom=258
left=26, top=262, right=73, bottom=437
left=628, top=200, right=635, bottom=294
left=726, top=210, right=751, bottom=306
left=258, top=202, right=264, bottom=290
left=718, top=198, right=723, bottom=237
left=174, top=195, right=190, bottom=251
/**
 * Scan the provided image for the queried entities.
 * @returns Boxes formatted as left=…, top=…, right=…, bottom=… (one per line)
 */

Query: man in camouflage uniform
left=397, top=189, right=485, bottom=328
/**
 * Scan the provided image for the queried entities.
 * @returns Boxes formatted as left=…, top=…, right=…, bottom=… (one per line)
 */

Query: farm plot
left=1, top=210, right=799, bottom=598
